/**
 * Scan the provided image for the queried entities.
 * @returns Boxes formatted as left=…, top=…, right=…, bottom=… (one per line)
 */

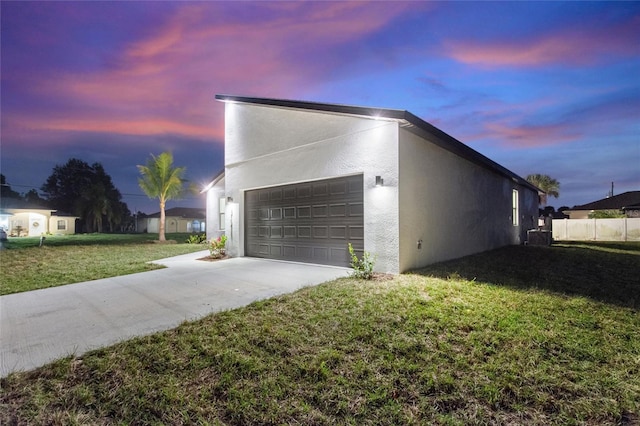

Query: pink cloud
left=482, top=122, right=581, bottom=148
left=17, top=2, right=419, bottom=144
left=42, top=117, right=218, bottom=139
left=446, top=14, right=639, bottom=67
left=3, top=113, right=221, bottom=144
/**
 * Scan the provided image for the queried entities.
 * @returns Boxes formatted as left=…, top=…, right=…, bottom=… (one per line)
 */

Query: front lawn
left=1, top=243, right=638, bottom=425
left=0, top=233, right=206, bottom=295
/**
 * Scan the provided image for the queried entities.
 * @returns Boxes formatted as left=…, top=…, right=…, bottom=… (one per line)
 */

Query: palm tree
left=137, top=152, right=187, bottom=242
left=526, top=174, right=560, bottom=206
left=78, top=182, right=109, bottom=233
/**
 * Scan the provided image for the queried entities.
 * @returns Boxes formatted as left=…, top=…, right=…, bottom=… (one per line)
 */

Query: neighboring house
left=566, top=191, right=640, bottom=219
left=137, top=207, right=206, bottom=234
left=0, top=201, right=77, bottom=236
left=204, top=95, right=539, bottom=273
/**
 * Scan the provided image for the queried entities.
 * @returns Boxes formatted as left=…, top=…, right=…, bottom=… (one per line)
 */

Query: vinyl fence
left=552, top=218, right=640, bottom=241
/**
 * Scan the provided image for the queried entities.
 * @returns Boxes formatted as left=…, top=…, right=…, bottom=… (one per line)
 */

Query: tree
left=23, top=189, right=48, bottom=206
left=526, top=174, right=560, bottom=206
left=0, top=174, right=22, bottom=201
left=137, top=152, right=187, bottom=242
left=41, top=159, right=127, bottom=233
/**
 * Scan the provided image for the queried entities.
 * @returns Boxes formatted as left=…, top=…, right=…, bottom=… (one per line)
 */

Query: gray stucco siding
left=212, top=97, right=538, bottom=274
left=398, top=129, right=537, bottom=271
left=222, top=102, right=401, bottom=273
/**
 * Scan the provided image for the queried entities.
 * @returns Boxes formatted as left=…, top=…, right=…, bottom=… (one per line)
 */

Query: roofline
left=215, top=94, right=407, bottom=120
left=571, top=191, right=640, bottom=210
left=215, top=94, right=539, bottom=193
left=201, top=169, right=225, bottom=193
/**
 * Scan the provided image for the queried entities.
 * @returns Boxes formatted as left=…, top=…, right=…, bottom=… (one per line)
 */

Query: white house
left=0, top=206, right=77, bottom=236
left=205, top=96, right=539, bottom=274
left=137, top=207, right=206, bottom=234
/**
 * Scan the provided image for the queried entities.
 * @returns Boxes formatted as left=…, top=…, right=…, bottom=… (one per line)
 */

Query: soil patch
left=197, top=255, right=231, bottom=262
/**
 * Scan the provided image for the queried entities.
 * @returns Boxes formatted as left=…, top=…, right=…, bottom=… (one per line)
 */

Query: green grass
left=0, top=233, right=206, bottom=295
left=1, top=242, right=639, bottom=425
left=422, top=242, right=640, bottom=309
left=1, top=232, right=198, bottom=249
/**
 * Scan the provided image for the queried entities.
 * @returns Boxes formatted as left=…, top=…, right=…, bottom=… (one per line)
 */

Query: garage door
left=245, top=174, right=364, bottom=267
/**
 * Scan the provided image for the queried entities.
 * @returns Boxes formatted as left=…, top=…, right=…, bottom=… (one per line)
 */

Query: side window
left=57, top=220, right=66, bottom=230
left=219, top=197, right=226, bottom=231
left=512, top=189, right=519, bottom=226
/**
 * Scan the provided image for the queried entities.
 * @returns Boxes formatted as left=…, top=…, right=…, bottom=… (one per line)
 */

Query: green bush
left=209, top=235, right=228, bottom=258
left=185, top=233, right=207, bottom=244
left=348, top=243, right=375, bottom=280
left=588, top=209, right=626, bottom=219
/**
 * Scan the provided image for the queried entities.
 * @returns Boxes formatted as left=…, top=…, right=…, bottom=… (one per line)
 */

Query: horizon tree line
left=1, top=153, right=194, bottom=236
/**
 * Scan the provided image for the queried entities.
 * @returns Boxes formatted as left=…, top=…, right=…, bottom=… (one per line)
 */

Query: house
left=566, top=191, right=640, bottom=219
left=0, top=200, right=77, bottom=236
left=204, top=95, right=539, bottom=273
left=137, top=207, right=206, bottom=234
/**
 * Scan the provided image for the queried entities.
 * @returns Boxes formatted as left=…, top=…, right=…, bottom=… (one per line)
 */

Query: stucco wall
left=223, top=102, right=401, bottom=273
left=398, top=129, right=537, bottom=271
left=205, top=177, right=226, bottom=241
left=6, top=209, right=76, bottom=236
left=48, top=217, right=76, bottom=235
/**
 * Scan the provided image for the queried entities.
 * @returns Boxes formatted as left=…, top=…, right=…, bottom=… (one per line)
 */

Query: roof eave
left=215, top=94, right=539, bottom=193
left=201, top=169, right=225, bottom=193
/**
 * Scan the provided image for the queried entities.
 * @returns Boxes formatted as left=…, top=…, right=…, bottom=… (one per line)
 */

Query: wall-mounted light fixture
left=375, top=176, right=384, bottom=187
left=227, top=196, right=234, bottom=203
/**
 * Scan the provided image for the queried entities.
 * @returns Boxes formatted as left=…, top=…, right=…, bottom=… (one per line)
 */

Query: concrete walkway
left=0, top=251, right=349, bottom=377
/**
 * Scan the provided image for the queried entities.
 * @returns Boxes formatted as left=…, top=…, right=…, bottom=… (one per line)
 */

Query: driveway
left=0, top=251, right=349, bottom=377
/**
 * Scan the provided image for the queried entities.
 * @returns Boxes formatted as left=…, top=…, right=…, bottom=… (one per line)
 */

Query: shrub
left=588, top=209, right=626, bottom=219
left=185, top=233, right=207, bottom=244
left=348, top=243, right=375, bottom=280
left=209, top=235, right=228, bottom=258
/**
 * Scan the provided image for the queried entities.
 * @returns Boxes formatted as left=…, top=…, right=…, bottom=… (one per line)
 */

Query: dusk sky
left=1, top=1, right=638, bottom=214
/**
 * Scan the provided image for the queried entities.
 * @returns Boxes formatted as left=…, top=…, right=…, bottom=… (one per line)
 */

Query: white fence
left=552, top=218, right=640, bottom=242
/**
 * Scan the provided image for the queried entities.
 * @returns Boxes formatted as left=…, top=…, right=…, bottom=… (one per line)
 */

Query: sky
left=1, top=1, right=639, bottom=214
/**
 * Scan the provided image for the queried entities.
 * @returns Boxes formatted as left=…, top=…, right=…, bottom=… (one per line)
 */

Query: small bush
left=348, top=243, right=375, bottom=280
left=209, top=235, right=228, bottom=258
left=185, top=233, right=207, bottom=244
left=588, top=209, right=626, bottom=218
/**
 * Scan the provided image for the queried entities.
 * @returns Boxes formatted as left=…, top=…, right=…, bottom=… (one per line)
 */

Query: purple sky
left=1, top=1, right=638, bottom=214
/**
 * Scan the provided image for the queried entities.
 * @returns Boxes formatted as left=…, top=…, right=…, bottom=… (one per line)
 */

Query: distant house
left=204, top=95, right=539, bottom=273
left=0, top=200, right=77, bottom=236
left=566, top=191, right=640, bottom=219
left=137, top=207, right=206, bottom=234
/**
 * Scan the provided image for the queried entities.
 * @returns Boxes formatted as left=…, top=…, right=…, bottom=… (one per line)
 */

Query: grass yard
left=1, top=243, right=639, bottom=425
left=0, top=233, right=206, bottom=295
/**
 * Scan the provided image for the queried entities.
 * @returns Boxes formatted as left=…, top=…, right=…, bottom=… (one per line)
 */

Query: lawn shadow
left=415, top=243, right=640, bottom=310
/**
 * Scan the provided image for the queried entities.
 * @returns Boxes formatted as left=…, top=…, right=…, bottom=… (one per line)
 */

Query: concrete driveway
left=0, top=251, right=349, bottom=377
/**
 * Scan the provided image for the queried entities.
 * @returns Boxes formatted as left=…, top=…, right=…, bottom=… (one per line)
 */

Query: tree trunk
left=159, top=199, right=166, bottom=242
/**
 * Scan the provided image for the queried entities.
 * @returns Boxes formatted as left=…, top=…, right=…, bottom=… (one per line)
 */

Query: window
left=219, top=197, right=226, bottom=230
left=57, top=220, right=67, bottom=230
left=512, top=189, right=519, bottom=226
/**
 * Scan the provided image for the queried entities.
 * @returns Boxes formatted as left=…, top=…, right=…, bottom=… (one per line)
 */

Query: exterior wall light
left=375, top=176, right=384, bottom=187
left=227, top=196, right=234, bottom=203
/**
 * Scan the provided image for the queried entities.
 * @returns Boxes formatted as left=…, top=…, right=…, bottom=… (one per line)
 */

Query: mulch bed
left=197, top=255, right=231, bottom=262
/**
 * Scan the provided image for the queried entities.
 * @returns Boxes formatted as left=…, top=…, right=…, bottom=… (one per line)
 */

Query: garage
left=245, top=174, right=364, bottom=267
